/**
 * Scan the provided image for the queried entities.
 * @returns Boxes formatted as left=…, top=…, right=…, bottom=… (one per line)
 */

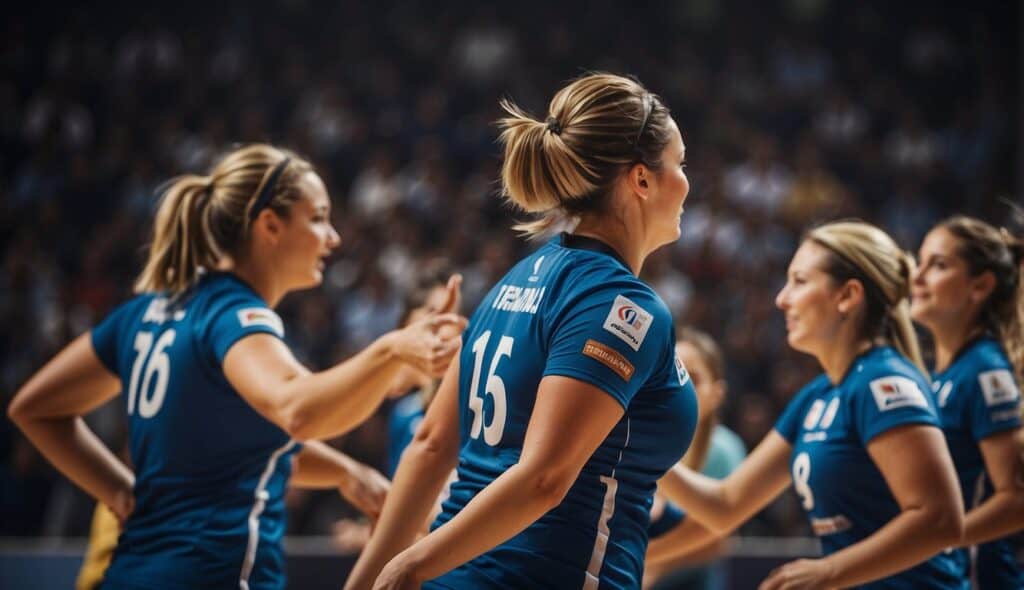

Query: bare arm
left=224, top=312, right=465, bottom=441
left=760, top=424, right=964, bottom=590
left=291, top=440, right=390, bottom=522
left=344, top=355, right=463, bottom=590
left=961, top=430, right=1024, bottom=546
left=658, top=431, right=793, bottom=532
left=368, top=376, right=628, bottom=589
left=7, top=333, right=135, bottom=520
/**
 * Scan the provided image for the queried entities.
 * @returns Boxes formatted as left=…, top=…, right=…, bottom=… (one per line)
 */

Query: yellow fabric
left=75, top=503, right=120, bottom=590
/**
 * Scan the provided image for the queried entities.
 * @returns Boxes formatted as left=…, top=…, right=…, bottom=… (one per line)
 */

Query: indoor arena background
left=1, top=1, right=1019, bottom=588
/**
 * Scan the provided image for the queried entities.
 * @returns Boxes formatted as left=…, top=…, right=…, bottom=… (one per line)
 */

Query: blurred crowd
left=1, top=0, right=1018, bottom=541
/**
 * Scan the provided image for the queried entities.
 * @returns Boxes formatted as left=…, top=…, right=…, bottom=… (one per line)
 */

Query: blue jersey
left=931, top=336, right=1022, bottom=589
left=428, top=234, right=698, bottom=590
left=91, top=272, right=300, bottom=590
left=388, top=393, right=426, bottom=477
left=774, top=347, right=965, bottom=589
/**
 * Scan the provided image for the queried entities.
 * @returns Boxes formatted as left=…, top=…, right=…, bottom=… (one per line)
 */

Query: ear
left=252, top=209, right=285, bottom=245
left=969, top=270, right=997, bottom=304
left=624, top=162, right=652, bottom=201
left=835, top=279, right=865, bottom=316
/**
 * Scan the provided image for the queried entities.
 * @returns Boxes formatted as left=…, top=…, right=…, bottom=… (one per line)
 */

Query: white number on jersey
left=127, top=329, right=176, bottom=418
left=468, top=330, right=512, bottom=446
left=792, top=451, right=814, bottom=510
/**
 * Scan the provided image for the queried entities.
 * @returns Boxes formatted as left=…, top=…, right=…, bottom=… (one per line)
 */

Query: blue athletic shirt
left=91, top=272, right=300, bottom=590
left=931, top=336, right=1022, bottom=589
left=774, top=346, right=966, bottom=589
left=427, top=233, right=699, bottom=590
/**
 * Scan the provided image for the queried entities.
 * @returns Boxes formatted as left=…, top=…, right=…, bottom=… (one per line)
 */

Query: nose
left=911, top=262, right=925, bottom=285
left=775, top=284, right=789, bottom=310
left=327, top=225, right=341, bottom=250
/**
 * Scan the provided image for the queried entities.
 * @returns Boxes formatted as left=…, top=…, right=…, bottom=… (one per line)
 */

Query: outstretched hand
left=392, top=275, right=467, bottom=379
left=338, top=461, right=391, bottom=523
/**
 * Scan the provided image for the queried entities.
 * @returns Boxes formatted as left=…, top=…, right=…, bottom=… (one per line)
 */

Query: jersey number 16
left=127, top=329, right=176, bottom=418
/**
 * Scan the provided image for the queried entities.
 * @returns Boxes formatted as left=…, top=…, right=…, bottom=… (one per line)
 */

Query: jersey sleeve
left=206, top=297, right=287, bottom=364
left=543, top=286, right=674, bottom=409
left=967, top=368, right=1022, bottom=440
left=647, top=501, right=686, bottom=539
left=90, top=298, right=144, bottom=373
left=853, top=373, right=940, bottom=445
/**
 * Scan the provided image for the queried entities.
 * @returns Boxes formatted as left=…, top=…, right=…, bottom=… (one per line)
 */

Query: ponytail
left=134, top=175, right=219, bottom=294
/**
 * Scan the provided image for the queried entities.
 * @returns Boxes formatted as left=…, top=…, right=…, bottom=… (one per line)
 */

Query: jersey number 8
left=127, top=329, right=176, bottom=418
left=468, top=330, right=512, bottom=446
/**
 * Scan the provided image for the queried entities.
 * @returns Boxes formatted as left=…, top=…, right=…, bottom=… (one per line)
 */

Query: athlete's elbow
left=277, top=400, right=316, bottom=441
left=918, top=501, right=964, bottom=547
left=526, top=468, right=577, bottom=510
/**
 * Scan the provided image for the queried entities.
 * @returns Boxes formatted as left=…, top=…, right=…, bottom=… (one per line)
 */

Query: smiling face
left=911, top=226, right=985, bottom=331
left=645, top=117, right=690, bottom=249
left=775, top=241, right=849, bottom=356
left=275, top=171, right=341, bottom=290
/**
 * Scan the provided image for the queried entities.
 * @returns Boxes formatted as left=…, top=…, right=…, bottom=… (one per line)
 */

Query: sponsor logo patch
left=811, top=514, right=852, bottom=536
left=979, top=369, right=1020, bottom=407
left=602, top=295, right=653, bottom=351
left=237, top=307, right=285, bottom=337
left=869, top=376, right=928, bottom=412
left=582, top=339, right=635, bottom=382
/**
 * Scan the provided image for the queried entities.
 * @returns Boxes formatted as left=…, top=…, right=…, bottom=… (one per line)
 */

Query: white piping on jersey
left=968, top=470, right=986, bottom=588
left=239, top=439, right=297, bottom=590
left=582, top=417, right=631, bottom=590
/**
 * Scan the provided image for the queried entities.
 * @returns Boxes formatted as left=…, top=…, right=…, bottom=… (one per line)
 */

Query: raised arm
left=961, top=429, right=1024, bottom=545
left=343, top=354, right=463, bottom=590
left=658, top=430, right=792, bottom=533
left=760, top=424, right=963, bottom=590
left=224, top=312, right=465, bottom=441
left=364, top=376, right=627, bottom=590
left=7, top=333, right=135, bottom=521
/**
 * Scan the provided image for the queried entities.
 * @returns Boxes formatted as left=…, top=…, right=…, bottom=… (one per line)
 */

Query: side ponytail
left=134, top=175, right=219, bottom=294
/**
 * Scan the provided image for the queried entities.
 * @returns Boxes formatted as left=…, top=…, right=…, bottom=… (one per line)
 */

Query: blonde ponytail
left=497, top=73, right=673, bottom=237
left=134, top=175, right=219, bottom=294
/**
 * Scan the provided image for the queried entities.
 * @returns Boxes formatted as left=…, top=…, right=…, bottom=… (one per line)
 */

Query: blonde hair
left=497, top=73, right=673, bottom=236
left=807, top=221, right=926, bottom=374
left=940, top=216, right=1024, bottom=382
left=135, top=144, right=313, bottom=294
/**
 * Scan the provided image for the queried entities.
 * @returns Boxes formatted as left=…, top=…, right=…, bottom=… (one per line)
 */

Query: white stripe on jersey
left=239, top=439, right=297, bottom=590
left=583, top=417, right=631, bottom=590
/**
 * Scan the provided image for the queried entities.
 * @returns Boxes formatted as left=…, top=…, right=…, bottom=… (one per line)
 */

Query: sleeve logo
left=675, top=356, right=690, bottom=386
left=582, top=339, right=635, bottom=381
left=602, top=295, right=654, bottom=351
left=237, top=307, right=285, bottom=337
left=979, top=369, right=1020, bottom=407
left=869, top=376, right=928, bottom=412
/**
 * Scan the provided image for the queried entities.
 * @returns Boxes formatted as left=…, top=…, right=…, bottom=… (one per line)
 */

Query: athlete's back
left=92, top=272, right=297, bottom=590
left=431, top=234, right=698, bottom=589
